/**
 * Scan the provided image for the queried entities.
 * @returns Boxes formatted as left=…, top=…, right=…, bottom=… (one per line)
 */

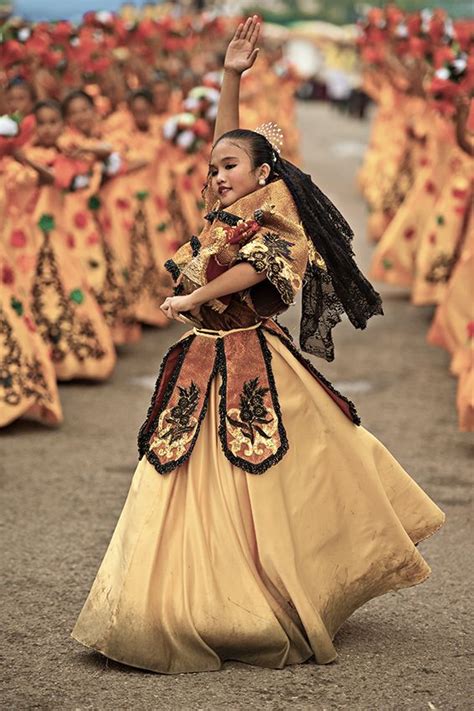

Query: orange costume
left=411, top=147, right=472, bottom=306
left=58, top=127, right=140, bottom=344
left=1, top=148, right=116, bottom=381
left=105, top=113, right=174, bottom=326
left=370, top=114, right=455, bottom=286
left=0, top=243, right=62, bottom=427
left=428, top=212, right=474, bottom=431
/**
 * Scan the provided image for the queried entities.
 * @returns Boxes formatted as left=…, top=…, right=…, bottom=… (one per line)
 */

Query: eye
left=225, top=163, right=237, bottom=170
left=209, top=168, right=217, bottom=177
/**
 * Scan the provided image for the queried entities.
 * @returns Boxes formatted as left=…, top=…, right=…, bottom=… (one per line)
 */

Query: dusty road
left=1, top=103, right=472, bottom=710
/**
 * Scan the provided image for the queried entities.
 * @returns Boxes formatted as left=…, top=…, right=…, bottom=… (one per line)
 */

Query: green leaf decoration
left=382, top=258, right=393, bottom=270
left=122, top=268, right=129, bottom=282
left=156, top=222, right=168, bottom=233
left=88, top=195, right=101, bottom=211
left=10, top=297, right=24, bottom=316
left=135, top=190, right=149, bottom=202
left=436, top=215, right=445, bottom=226
left=38, top=214, right=55, bottom=233
left=196, top=199, right=205, bottom=210
left=69, top=288, right=84, bottom=304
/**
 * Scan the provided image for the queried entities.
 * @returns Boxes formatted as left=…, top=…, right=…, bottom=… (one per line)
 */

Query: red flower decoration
left=101, top=215, right=112, bottom=230
left=227, top=219, right=261, bottom=245
left=87, top=232, right=100, bottom=245
left=10, top=230, right=27, bottom=248
left=66, top=234, right=76, bottom=248
left=116, top=197, right=130, bottom=210
left=467, top=321, right=474, bottom=340
left=425, top=181, right=436, bottom=195
left=403, top=227, right=415, bottom=241
left=452, top=188, right=468, bottom=200
left=429, top=234, right=437, bottom=245
left=24, top=315, right=37, bottom=333
left=2, top=40, right=26, bottom=67
left=1, top=265, right=15, bottom=285
left=154, top=195, right=167, bottom=211
left=182, top=176, right=193, bottom=191
left=74, top=212, right=88, bottom=229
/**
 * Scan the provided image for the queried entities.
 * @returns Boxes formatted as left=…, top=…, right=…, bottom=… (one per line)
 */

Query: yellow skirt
left=71, top=331, right=445, bottom=673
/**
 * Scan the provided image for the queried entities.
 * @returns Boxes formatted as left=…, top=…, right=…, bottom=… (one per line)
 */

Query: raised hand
left=224, top=15, right=260, bottom=75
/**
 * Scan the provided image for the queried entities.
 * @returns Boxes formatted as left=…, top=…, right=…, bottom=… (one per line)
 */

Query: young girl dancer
left=3, top=100, right=116, bottom=381
left=72, top=17, right=445, bottom=673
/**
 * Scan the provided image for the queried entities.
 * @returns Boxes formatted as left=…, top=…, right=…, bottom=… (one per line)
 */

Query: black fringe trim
left=204, top=209, right=241, bottom=227
left=164, top=259, right=180, bottom=281
left=273, top=317, right=294, bottom=342
left=139, top=336, right=222, bottom=475
left=190, top=235, right=201, bottom=256
left=137, top=335, right=194, bottom=461
left=263, top=324, right=361, bottom=425
left=216, top=330, right=289, bottom=475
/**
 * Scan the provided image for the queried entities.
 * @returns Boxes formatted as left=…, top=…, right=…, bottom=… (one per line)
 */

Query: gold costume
left=72, top=180, right=444, bottom=672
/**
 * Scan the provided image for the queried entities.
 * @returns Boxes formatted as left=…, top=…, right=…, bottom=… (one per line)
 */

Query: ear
left=258, top=162, right=271, bottom=181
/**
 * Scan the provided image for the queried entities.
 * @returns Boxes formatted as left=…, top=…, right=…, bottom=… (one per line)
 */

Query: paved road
left=1, top=103, right=472, bottom=710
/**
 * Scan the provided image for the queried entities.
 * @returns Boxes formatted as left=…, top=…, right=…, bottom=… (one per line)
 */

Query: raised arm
left=13, top=149, right=55, bottom=185
left=213, top=15, right=261, bottom=142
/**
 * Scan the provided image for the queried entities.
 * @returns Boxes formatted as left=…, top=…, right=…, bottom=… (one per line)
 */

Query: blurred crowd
left=0, top=5, right=472, bottom=433
left=0, top=11, right=300, bottom=428
left=357, top=6, right=473, bottom=431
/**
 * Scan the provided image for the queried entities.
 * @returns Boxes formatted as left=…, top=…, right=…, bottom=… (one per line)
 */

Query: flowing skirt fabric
left=72, top=331, right=445, bottom=673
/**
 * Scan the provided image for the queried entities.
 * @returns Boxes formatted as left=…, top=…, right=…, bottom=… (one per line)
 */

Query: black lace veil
left=275, top=156, right=383, bottom=361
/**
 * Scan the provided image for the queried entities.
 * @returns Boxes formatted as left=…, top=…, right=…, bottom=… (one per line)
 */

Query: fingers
left=234, top=22, right=243, bottom=40
left=160, top=297, right=185, bottom=322
left=248, top=17, right=260, bottom=46
left=241, top=16, right=253, bottom=41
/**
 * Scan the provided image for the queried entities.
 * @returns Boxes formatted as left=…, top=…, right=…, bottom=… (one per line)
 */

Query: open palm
left=224, top=15, right=261, bottom=75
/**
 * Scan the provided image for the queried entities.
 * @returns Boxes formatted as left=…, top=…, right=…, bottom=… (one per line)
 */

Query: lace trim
left=300, top=265, right=344, bottom=362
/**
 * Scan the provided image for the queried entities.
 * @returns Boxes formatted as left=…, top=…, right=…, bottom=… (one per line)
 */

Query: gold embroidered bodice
left=166, top=179, right=326, bottom=331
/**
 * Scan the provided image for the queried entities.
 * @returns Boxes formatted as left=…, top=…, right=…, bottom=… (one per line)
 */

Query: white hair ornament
left=254, top=122, right=284, bottom=160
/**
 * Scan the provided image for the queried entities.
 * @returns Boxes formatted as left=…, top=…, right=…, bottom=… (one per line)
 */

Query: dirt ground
left=1, top=103, right=472, bottom=711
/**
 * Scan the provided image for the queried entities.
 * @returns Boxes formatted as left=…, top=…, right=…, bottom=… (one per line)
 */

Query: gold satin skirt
left=71, top=331, right=445, bottom=673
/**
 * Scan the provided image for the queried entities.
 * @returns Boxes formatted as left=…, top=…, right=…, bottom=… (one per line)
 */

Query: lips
left=218, top=186, right=231, bottom=196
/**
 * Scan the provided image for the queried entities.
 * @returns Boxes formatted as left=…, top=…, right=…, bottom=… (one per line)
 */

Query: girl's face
left=6, top=85, right=34, bottom=116
left=66, top=96, right=95, bottom=135
left=152, top=82, right=171, bottom=114
left=36, top=106, right=63, bottom=146
left=208, top=139, right=269, bottom=208
left=130, top=97, right=152, bottom=131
